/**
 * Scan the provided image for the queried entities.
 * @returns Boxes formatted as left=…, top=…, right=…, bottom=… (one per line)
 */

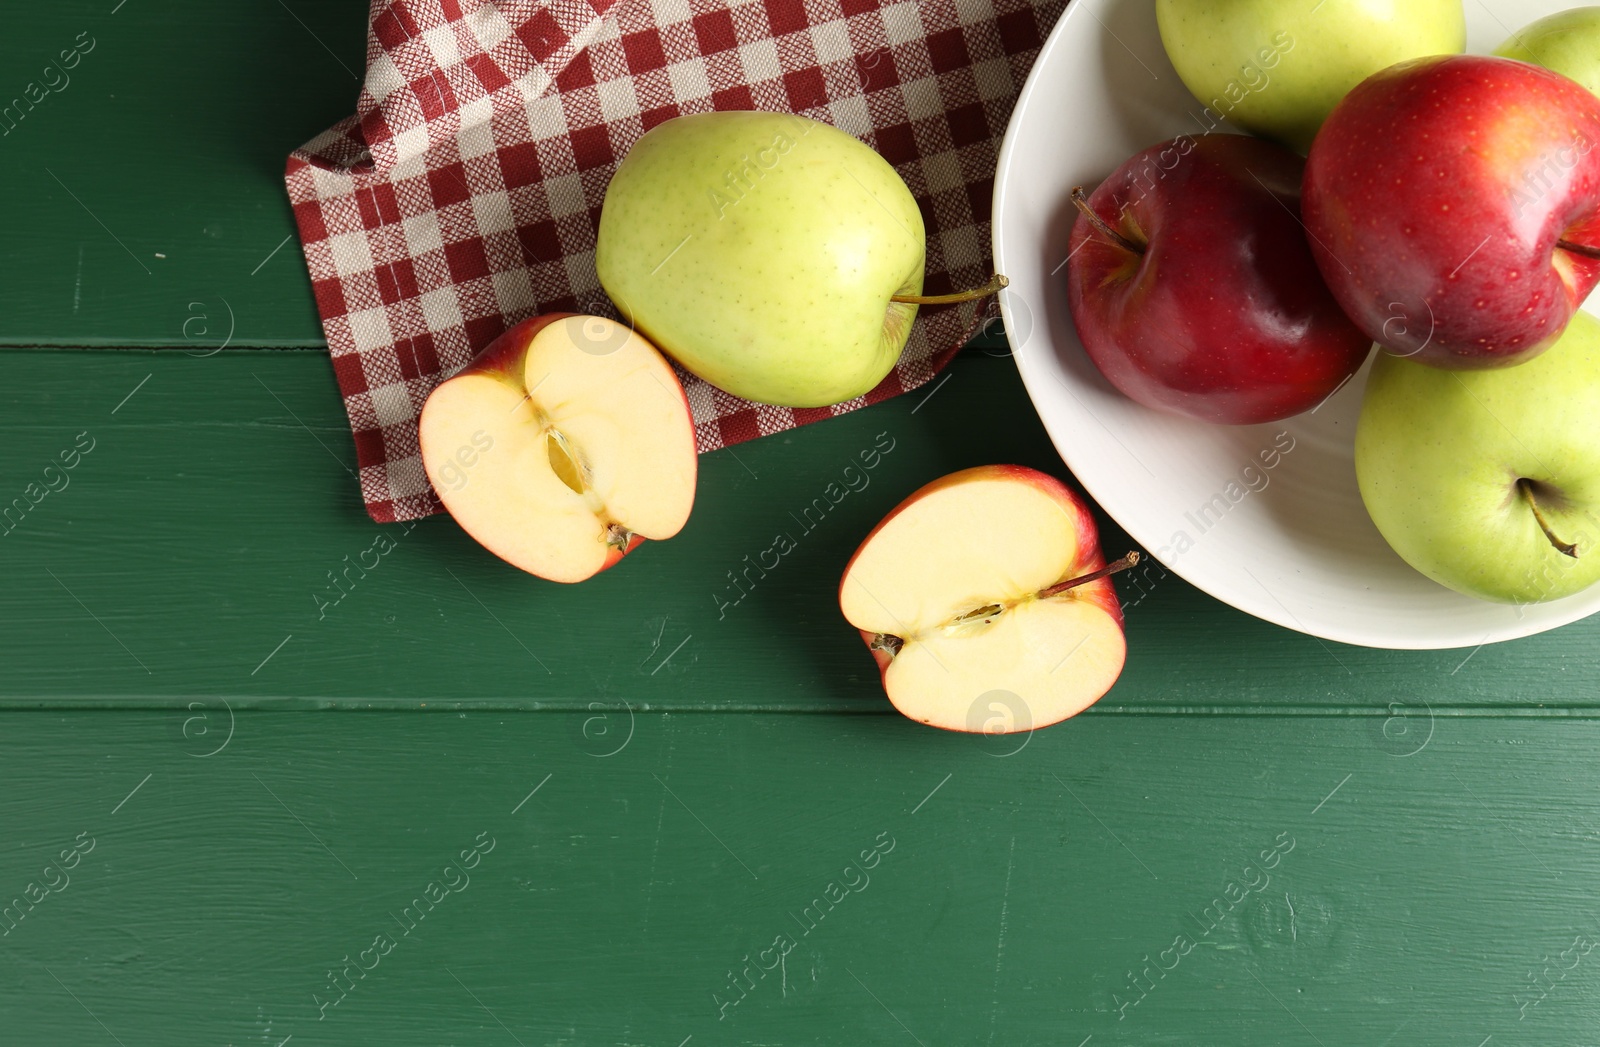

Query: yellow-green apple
left=1156, top=0, right=1465, bottom=154
left=1066, top=134, right=1370, bottom=424
left=419, top=314, right=697, bottom=582
left=839, top=466, right=1135, bottom=732
left=597, top=112, right=996, bottom=408
left=1356, top=309, right=1600, bottom=604
left=1304, top=55, right=1600, bottom=368
left=1496, top=7, right=1600, bottom=98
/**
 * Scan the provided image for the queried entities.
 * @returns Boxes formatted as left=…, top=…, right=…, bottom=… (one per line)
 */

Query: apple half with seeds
left=839, top=466, right=1135, bottom=732
left=419, top=313, right=697, bottom=583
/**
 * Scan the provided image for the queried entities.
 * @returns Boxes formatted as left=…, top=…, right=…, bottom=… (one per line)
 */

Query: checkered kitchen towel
left=285, top=0, right=1065, bottom=522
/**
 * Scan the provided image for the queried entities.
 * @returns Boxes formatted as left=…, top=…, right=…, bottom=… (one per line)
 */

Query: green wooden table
left=4, top=3, right=1599, bottom=1044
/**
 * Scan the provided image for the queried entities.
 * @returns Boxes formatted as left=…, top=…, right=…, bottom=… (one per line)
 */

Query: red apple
left=1066, top=133, right=1371, bottom=424
left=418, top=314, right=697, bottom=582
left=1303, top=54, right=1600, bottom=368
left=839, top=466, right=1134, bottom=733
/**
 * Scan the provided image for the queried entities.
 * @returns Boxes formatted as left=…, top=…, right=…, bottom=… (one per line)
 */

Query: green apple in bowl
left=1495, top=7, right=1600, bottom=98
left=1156, top=0, right=1466, bottom=154
left=597, top=112, right=997, bottom=408
left=1356, top=311, right=1600, bottom=605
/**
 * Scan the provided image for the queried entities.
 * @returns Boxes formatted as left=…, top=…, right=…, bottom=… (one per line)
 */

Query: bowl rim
left=988, top=0, right=1600, bottom=651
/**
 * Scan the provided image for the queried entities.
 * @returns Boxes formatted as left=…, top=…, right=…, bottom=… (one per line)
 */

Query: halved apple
left=419, top=314, right=697, bottom=582
left=839, top=466, right=1133, bottom=732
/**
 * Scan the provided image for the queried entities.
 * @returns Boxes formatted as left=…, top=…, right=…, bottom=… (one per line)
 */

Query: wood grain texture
left=3, top=4, right=1599, bottom=1046
left=1, top=348, right=1595, bottom=709
left=1, top=709, right=1597, bottom=1046
left=0, top=0, right=367, bottom=347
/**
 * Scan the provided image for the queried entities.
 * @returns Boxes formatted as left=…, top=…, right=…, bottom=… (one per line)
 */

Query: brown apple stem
left=1518, top=480, right=1579, bottom=558
left=1038, top=551, right=1142, bottom=599
left=1558, top=238, right=1600, bottom=260
left=1070, top=186, right=1145, bottom=256
left=890, top=273, right=1010, bottom=306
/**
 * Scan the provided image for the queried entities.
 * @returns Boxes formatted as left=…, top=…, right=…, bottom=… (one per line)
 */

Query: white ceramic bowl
left=992, top=0, right=1600, bottom=650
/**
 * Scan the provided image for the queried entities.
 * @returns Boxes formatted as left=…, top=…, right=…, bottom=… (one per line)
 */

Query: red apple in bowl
left=1066, top=133, right=1371, bottom=425
left=419, top=314, right=698, bottom=582
left=1303, top=54, right=1600, bottom=368
left=839, top=466, right=1135, bottom=733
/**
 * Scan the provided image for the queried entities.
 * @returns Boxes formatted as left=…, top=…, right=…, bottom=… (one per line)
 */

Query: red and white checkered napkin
left=285, top=0, right=1065, bottom=522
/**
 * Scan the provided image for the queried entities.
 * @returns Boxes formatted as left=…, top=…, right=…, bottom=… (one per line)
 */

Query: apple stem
left=890, top=273, right=1010, bottom=306
left=1518, top=479, right=1579, bottom=558
left=1559, top=238, right=1600, bottom=261
left=1038, top=551, right=1142, bottom=599
left=1070, top=187, right=1145, bottom=256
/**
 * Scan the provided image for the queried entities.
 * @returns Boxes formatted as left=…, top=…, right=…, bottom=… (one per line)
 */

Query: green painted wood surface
left=5, top=1, right=1600, bottom=1045
left=0, top=0, right=365, bottom=347
left=3, top=710, right=1600, bottom=1046
left=3, top=347, right=1598, bottom=710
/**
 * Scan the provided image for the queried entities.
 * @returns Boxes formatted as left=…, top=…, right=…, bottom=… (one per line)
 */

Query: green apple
left=596, top=112, right=930, bottom=408
left=1156, top=0, right=1466, bottom=154
left=1356, top=311, right=1600, bottom=604
left=1495, top=7, right=1600, bottom=98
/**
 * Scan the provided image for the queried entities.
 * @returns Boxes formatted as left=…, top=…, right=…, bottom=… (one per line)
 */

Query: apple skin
left=596, top=111, right=926, bottom=408
left=1303, top=55, right=1600, bottom=369
left=1496, top=7, right=1600, bottom=99
left=1066, top=133, right=1371, bottom=424
left=840, top=465, right=1124, bottom=731
left=1156, top=0, right=1465, bottom=154
left=420, top=313, right=688, bottom=578
left=450, top=311, right=566, bottom=380
left=1356, top=309, right=1600, bottom=604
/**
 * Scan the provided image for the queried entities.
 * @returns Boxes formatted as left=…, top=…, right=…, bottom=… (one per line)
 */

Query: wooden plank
left=8, top=8, right=1593, bottom=1047
left=0, top=708, right=1594, bottom=1045
left=0, top=0, right=368, bottom=346
left=0, top=0, right=1011, bottom=356
left=1, top=347, right=1595, bottom=709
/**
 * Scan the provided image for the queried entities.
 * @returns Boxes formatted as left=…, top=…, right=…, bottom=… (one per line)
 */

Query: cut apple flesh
left=419, top=316, right=697, bottom=583
left=840, top=471, right=1126, bottom=732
